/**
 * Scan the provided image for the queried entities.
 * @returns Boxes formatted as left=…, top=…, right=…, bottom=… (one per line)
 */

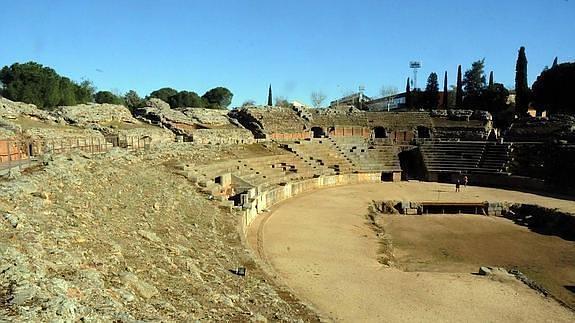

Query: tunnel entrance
left=311, top=127, right=325, bottom=138
left=373, top=127, right=387, bottom=139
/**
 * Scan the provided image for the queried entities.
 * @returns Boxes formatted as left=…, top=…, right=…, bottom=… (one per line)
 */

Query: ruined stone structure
left=1, top=97, right=574, bottom=321
left=138, top=99, right=253, bottom=144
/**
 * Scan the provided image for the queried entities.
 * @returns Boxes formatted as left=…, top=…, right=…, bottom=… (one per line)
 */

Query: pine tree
left=267, top=84, right=273, bottom=106
left=423, top=72, right=439, bottom=109
left=456, top=65, right=463, bottom=107
left=488, top=71, right=494, bottom=88
left=405, top=77, right=412, bottom=109
left=443, top=71, right=448, bottom=108
left=515, top=46, right=529, bottom=113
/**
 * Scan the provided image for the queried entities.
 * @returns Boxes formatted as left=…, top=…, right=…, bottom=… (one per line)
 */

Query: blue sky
left=1, top=0, right=574, bottom=107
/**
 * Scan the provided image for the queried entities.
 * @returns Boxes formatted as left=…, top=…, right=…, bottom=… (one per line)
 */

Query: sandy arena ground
left=248, top=182, right=575, bottom=322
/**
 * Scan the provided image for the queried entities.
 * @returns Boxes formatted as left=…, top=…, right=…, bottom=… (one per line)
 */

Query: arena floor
left=248, top=182, right=575, bottom=322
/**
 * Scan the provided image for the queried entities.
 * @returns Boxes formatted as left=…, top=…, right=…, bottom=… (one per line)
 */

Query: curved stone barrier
left=240, top=172, right=381, bottom=233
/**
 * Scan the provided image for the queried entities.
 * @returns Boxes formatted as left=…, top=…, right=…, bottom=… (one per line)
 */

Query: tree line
left=0, top=62, right=233, bottom=110
left=406, top=47, right=575, bottom=116
left=406, top=59, right=509, bottom=114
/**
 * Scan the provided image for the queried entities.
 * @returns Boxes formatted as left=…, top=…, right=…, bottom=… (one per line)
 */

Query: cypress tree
left=267, top=84, right=273, bottom=106
left=442, top=71, right=448, bottom=108
left=515, top=46, right=529, bottom=113
left=552, top=57, right=558, bottom=68
left=405, top=77, right=412, bottom=109
left=488, top=71, right=494, bottom=88
left=456, top=65, right=463, bottom=107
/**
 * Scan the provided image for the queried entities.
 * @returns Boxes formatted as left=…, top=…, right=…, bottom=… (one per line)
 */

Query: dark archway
left=373, top=127, right=387, bottom=138
left=311, top=127, right=325, bottom=138
left=417, top=126, right=431, bottom=139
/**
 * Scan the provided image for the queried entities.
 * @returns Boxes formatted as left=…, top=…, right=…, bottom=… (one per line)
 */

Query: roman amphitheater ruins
left=1, top=96, right=574, bottom=321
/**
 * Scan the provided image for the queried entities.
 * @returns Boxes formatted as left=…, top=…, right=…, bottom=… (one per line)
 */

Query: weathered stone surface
left=0, top=144, right=318, bottom=321
left=54, top=103, right=137, bottom=125
left=479, top=266, right=492, bottom=276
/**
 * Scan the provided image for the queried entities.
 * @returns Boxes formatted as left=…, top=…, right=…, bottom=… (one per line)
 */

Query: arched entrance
left=373, top=127, right=387, bottom=139
left=311, top=127, right=325, bottom=138
left=417, top=126, right=431, bottom=139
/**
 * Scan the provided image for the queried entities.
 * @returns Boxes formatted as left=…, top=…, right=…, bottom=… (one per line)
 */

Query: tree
left=379, top=85, right=398, bottom=97
left=167, top=91, right=204, bottom=108
left=149, top=87, right=178, bottom=102
left=75, top=80, right=95, bottom=103
left=462, top=59, right=486, bottom=108
left=552, top=57, right=558, bottom=69
left=94, top=91, right=124, bottom=104
left=488, top=71, right=494, bottom=88
left=202, top=87, right=233, bottom=109
left=58, top=77, right=78, bottom=106
left=442, top=71, right=448, bottom=108
left=310, top=91, right=327, bottom=108
left=515, top=46, right=530, bottom=113
left=124, top=90, right=143, bottom=110
left=405, top=77, right=412, bottom=109
left=241, top=99, right=256, bottom=107
left=267, top=84, right=273, bottom=106
left=422, top=72, right=439, bottom=109
left=482, top=83, right=509, bottom=113
left=455, top=65, right=463, bottom=107
left=532, top=62, right=575, bottom=113
left=275, top=96, right=290, bottom=108
left=0, top=61, right=93, bottom=108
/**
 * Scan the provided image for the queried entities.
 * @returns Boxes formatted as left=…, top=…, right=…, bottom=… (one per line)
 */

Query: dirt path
left=249, top=182, right=575, bottom=322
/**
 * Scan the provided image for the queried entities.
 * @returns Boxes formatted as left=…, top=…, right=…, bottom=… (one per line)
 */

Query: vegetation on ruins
left=202, top=87, right=233, bottom=109
left=124, top=90, right=144, bottom=110
left=422, top=72, right=439, bottom=109
left=148, top=86, right=233, bottom=109
left=515, top=46, right=530, bottom=114
left=532, top=62, right=575, bottom=113
left=311, top=91, right=327, bottom=108
left=149, top=87, right=178, bottom=103
left=0, top=62, right=94, bottom=108
left=456, top=65, right=463, bottom=107
left=167, top=90, right=204, bottom=109
left=94, top=90, right=124, bottom=105
left=275, top=96, right=290, bottom=108
left=241, top=99, right=256, bottom=107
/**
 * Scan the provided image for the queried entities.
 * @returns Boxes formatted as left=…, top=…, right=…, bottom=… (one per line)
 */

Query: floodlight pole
left=409, top=61, right=422, bottom=90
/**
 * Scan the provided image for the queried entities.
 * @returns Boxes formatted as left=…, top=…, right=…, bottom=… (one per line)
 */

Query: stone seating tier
left=420, top=141, right=511, bottom=174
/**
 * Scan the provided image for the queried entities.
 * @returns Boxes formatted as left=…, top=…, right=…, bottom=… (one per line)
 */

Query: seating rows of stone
left=186, top=150, right=340, bottom=195
left=477, top=142, right=512, bottom=174
left=330, top=137, right=401, bottom=172
left=284, top=139, right=355, bottom=175
left=420, top=141, right=511, bottom=174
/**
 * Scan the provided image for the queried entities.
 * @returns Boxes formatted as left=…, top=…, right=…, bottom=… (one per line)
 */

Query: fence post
left=7, top=140, right=12, bottom=168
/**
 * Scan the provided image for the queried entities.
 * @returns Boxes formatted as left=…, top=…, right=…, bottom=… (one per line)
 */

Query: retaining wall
left=240, top=172, right=381, bottom=233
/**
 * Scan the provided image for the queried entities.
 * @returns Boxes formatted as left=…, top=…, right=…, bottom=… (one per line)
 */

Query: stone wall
left=191, top=128, right=254, bottom=144
left=239, top=173, right=382, bottom=234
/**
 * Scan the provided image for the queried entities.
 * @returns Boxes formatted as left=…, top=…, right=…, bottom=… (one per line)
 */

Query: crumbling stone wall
left=191, top=128, right=254, bottom=144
